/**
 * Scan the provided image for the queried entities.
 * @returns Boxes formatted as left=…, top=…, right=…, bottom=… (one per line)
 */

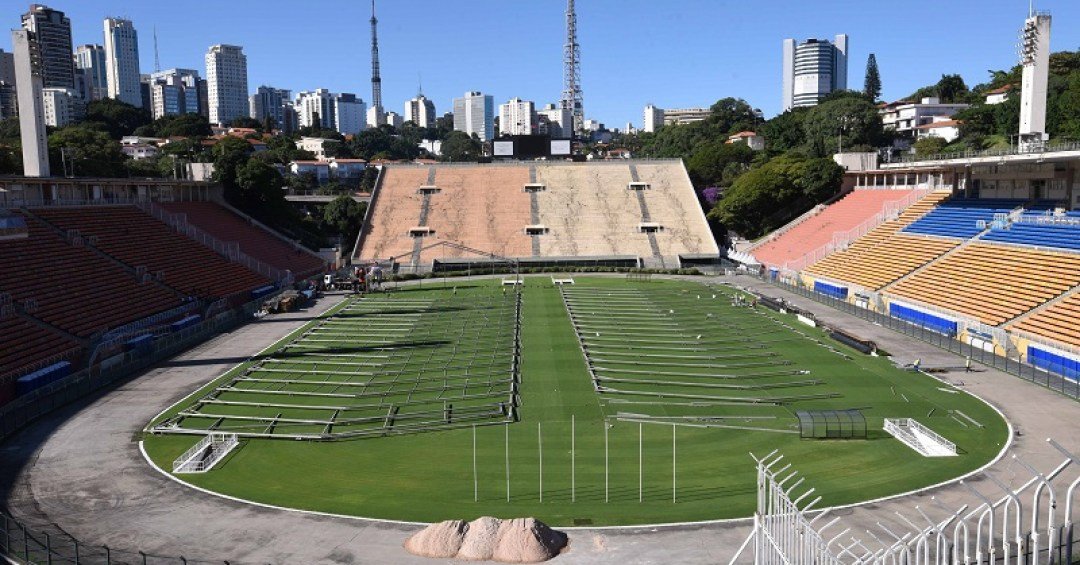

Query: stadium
left=2, top=3, right=1080, bottom=565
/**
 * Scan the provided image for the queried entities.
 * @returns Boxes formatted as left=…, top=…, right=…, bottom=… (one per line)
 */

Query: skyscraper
left=250, top=86, right=292, bottom=130
left=333, top=93, right=367, bottom=135
left=453, top=91, right=494, bottom=142
left=294, top=88, right=335, bottom=130
left=405, top=94, right=436, bottom=128
left=21, top=4, right=74, bottom=90
left=642, top=104, right=664, bottom=133
left=498, top=97, right=535, bottom=136
left=205, top=44, right=248, bottom=126
left=538, top=103, right=572, bottom=138
left=74, top=44, right=107, bottom=100
left=148, top=68, right=201, bottom=118
left=0, top=50, right=16, bottom=119
left=781, top=35, right=848, bottom=111
left=104, top=18, right=142, bottom=107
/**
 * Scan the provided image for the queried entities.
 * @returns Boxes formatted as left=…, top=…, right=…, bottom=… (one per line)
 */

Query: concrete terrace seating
left=752, top=189, right=916, bottom=268
left=355, top=161, right=718, bottom=268
left=1010, top=290, right=1080, bottom=348
left=888, top=243, right=1080, bottom=326
left=0, top=213, right=182, bottom=337
left=902, top=199, right=1025, bottom=239
left=0, top=316, right=82, bottom=380
left=33, top=206, right=270, bottom=300
left=160, top=201, right=326, bottom=277
left=633, top=163, right=720, bottom=262
left=981, top=214, right=1080, bottom=252
left=534, top=163, right=652, bottom=259
left=805, top=191, right=955, bottom=290
left=358, top=167, right=430, bottom=263
left=418, top=166, right=532, bottom=263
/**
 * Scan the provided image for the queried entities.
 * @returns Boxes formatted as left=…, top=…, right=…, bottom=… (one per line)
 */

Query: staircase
left=172, top=433, right=239, bottom=473
left=884, top=418, right=956, bottom=457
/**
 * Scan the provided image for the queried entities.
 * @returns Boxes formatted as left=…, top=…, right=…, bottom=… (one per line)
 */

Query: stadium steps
left=0, top=314, right=83, bottom=382
left=884, top=418, right=956, bottom=457
left=21, top=207, right=187, bottom=299
left=880, top=235, right=980, bottom=294
left=1008, top=286, right=1080, bottom=348
left=743, top=203, right=827, bottom=253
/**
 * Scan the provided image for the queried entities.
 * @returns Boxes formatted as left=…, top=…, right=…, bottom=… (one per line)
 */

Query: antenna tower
left=153, top=26, right=160, bottom=72
left=370, top=0, right=382, bottom=112
left=561, top=0, right=583, bottom=136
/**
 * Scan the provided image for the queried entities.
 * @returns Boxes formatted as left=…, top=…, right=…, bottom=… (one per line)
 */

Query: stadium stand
left=752, top=189, right=917, bottom=268
left=1010, top=289, right=1080, bottom=348
left=902, top=199, right=1026, bottom=239
left=30, top=206, right=270, bottom=300
left=356, top=161, right=718, bottom=269
left=159, top=201, right=326, bottom=277
left=0, top=316, right=81, bottom=385
left=887, top=243, right=1080, bottom=326
left=0, top=212, right=183, bottom=338
left=804, top=191, right=955, bottom=290
left=980, top=212, right=1080, bottom=252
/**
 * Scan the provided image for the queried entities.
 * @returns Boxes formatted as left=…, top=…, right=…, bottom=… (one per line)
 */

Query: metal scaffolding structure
left=561, top=0, right=583, bottom=135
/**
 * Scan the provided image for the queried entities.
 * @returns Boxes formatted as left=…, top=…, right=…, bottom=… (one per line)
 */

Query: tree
left=83, top=98, right=151, bottom=139
left=685, top=141, right=753, bottom=187
left=229, top=116, right=264, bottom=131
left=234, top=158, right=285, bottom=207
left=440, top=131, right=482, bottom=161
left=913, top=136, right=947, bottom=157
left=802, top=96, right=885, bottom=157
left=322, top=195, right=368, bottom=253
left=863, top=54, right=882, bottom=101
left=48, top=125, right=127, bottom=177
left=935, top=74, right=969, bottom=103
left=211, top=136, right=254, bottom=190
left=761, top=108, right=809, bottom=154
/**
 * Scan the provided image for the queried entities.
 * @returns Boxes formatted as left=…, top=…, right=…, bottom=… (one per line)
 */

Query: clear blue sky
left=8, top=1, right=1080, bottom=127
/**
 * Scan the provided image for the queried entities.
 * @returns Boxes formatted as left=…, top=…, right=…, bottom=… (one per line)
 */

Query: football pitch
left=143, top=277, right=1008, bottom=526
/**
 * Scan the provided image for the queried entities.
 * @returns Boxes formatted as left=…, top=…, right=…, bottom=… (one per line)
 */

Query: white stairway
left=172, top=433, right=240, bottom=473
left=884, top=418, right=956, bottom=457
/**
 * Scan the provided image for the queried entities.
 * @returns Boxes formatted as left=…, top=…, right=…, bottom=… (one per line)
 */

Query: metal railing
left=760, top=276, right=1080, bottom=400
left=888, top=139, right=1080, bottom=164
left=883, top=418, right=957, bottom=456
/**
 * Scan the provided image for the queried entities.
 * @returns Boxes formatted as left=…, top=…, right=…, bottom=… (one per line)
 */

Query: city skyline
left=4, top=1, right=1080, bottom=129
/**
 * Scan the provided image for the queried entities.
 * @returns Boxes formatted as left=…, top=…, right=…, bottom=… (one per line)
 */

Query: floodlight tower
left=370, top=0, right=383, bottom=119
left=1018, top=7, right=1051, bottom=151
left=561, top=0, right=583, bottom=137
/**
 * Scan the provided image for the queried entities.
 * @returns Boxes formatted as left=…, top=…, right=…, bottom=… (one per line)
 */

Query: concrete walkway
left=1, top=278, right=1078, bottom=564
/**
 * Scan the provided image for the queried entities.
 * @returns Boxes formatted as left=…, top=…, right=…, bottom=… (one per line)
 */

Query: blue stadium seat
left=981, top=214, right=1080, bottom=252
left=902, top=199, right=1025, bottom=239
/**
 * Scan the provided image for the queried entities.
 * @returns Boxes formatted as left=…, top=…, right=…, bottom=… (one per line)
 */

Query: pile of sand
left=405, top=516, right=568, bottom=563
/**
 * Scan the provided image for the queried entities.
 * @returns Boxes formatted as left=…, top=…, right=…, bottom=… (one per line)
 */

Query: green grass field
left=143, top=276, right=1008, bottom=526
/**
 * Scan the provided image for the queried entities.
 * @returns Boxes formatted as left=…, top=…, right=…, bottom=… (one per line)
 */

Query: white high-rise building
left=11, top=29, right=49, bottom=177
left=643, top=104, right=664, bottom=133
left=453, top=91, right=494, bottom=142
left=103, top=18, right=141, bottom=107
left=538, top=103, right=572, bottom=138
left=148, top=68, right=201, bottom=119
left=42, top=86, right=78, bottom=127
left=74, top=44, right=106, bottom=100
left=205, top=44, right=248, bottom=126
left=385, top=111, right=404, bottom=129
left=781, top=35, right=848, bottom=112
left=334, top=93, right=367, bottom=135
left=405, top=94, right=436, bottom=128
left=498, top=97, right=535, bottom=136
left=295, top=89, right=335, bottom=130
left=366, top=105, right=385, bottom=128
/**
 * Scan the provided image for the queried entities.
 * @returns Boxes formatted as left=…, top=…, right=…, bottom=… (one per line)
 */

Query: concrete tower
left=11, top=29, right=49, bottom=177
left=1018, top=9, right=1051, bottom=150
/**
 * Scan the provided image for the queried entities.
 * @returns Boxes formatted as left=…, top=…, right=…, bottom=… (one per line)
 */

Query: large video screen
left=550, top=139, right=571, bottom=156
left=493, top=141, right=515, bottom=157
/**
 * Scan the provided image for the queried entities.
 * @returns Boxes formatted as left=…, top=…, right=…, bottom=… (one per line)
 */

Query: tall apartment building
left=498, top=97, right=535, bottom=136
left=405, top=94, right=436, bottom=128
left=538, top=103, right=572, bottom=138
left=334, top=93, right=367, bottom=135
left=782, top=35, right=848, bottom=111
left=149, top=69, right=202, bottom=118
left=295, top=88, right=335, bottom=130
left=41, top=86, right=79, bottom=127
left=21, top=4, right=74, bottom=91
left=452, top=91, right=494, bottom=142
left=205, top=44, right=248, bottom=126
left=249, top=86, right=292, bottom=129
left=74, top=44, right=106, bottom=100
left=103, top=18, right=141, bottom=107
left=643, top=104, right=664, bottom=133
left=0, top=50, right=15, bottom=119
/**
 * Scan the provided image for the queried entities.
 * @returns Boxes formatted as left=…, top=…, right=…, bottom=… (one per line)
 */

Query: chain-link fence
left=760, top=276, right=1080, bottom=400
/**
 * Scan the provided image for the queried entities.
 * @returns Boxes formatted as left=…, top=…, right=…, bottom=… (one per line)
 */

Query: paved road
left=1, top=278, right=1078, bottom=564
